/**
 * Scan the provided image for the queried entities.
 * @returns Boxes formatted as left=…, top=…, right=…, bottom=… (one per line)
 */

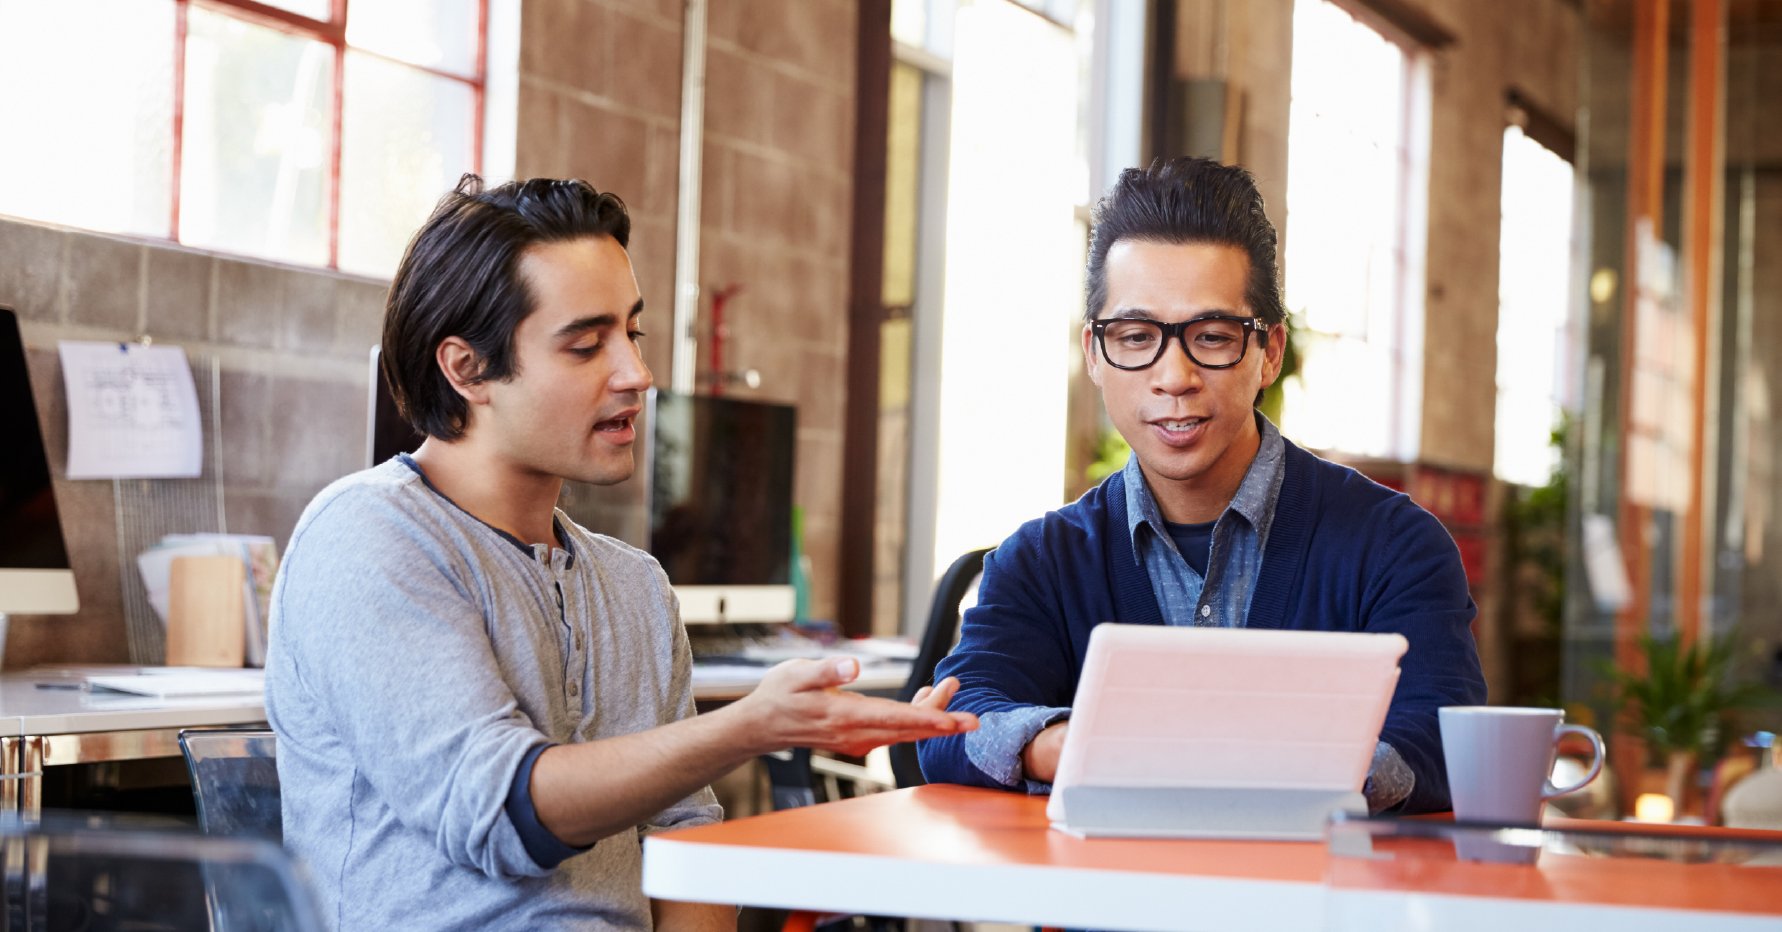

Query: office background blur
left=1, top=0, right=1777, bottom=819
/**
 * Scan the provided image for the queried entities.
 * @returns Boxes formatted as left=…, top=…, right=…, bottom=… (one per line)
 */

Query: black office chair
left=888, top=546, right=991, bottom=788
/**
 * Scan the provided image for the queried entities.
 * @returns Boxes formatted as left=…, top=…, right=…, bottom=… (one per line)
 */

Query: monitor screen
left=0, top=306, right=79, bottom=614
left=648, top=391, right=796, bottom=624
left=366, top=345, right=425, bottom=467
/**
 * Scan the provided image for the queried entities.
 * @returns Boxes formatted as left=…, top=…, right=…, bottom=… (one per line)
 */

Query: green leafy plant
left=1603, top=633, right=1769, bottom=760
left=1257, top=316, right=1301, bottom=426
left=1084, top=428, right=1131, bottom=484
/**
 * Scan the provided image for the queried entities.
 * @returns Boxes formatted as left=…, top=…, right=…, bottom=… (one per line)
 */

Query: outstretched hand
left=737, top=657, right=978, bottom=758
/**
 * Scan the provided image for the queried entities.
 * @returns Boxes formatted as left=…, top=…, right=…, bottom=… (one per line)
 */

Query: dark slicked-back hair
left=1084, top=157, right=1284, bottom=326
left=383, top=174, right=631, bottom=440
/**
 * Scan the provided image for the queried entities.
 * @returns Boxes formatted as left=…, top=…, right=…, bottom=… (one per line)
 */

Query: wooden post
left=1677, top=0, right=1725, bottom=645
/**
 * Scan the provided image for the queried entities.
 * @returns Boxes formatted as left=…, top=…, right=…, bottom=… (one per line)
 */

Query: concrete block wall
left=1, top=217, right=385, bottom=666
left=2, top=0, right=863, bottom=664
left=1413, top=0, right=1580, bottom=472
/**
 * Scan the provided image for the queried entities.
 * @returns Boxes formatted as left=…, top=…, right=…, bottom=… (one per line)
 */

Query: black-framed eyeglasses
left=1089, top=314, right=1270, bottom=371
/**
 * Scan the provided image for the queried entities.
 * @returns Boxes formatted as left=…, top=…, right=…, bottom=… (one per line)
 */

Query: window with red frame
left=0, top=0, right=486, bottom=278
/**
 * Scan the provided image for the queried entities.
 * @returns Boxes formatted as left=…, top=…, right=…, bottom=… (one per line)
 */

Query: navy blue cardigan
left=918, top=439, right=1487, bottom=814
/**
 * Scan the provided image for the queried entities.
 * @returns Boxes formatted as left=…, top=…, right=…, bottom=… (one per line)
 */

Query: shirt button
left=569, top=681, right=580, bottom=697
left=1200, top=605, right=1212, bottom=619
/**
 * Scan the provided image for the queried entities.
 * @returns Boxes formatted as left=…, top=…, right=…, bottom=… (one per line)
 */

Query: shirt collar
left=1122, top=412, right=1286, bottom=551
left=397, top=453, right=577, bottom=567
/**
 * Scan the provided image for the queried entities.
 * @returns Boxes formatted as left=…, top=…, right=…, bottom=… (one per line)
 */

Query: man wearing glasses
left=917, top=157, right=1485, bottom=814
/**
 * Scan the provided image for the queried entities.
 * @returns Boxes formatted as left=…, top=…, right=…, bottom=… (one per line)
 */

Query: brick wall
left=696, top=0, right=857, bottom=621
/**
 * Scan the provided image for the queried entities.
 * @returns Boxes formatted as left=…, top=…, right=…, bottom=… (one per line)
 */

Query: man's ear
left=1258, top=321, right=1287, bottom=390
left=1082, top=323, right=1103, bottom=389
left=436, top=337, right=492, bottom=406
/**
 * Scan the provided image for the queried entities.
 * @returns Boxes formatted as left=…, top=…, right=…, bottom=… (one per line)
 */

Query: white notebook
left=85, top=669, right=265, bottom=699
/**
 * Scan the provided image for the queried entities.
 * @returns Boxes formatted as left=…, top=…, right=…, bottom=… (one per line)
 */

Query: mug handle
left=1543, top=724, right=1605, bottom=798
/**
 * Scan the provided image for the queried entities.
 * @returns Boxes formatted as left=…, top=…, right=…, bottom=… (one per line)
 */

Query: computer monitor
left=647, top=390, right=796, bottom=625
left=366, top=345, right=425, bottom=467
left=0, top=306, right=79, bottom=615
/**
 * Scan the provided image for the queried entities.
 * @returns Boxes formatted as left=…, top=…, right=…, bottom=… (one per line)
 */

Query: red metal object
left=708, top=283, right=743, bottom=396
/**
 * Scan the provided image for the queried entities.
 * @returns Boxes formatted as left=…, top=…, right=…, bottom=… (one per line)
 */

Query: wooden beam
left=1611, top=0, right=1668, bottom=817
left=839, top=0, right=893, bottom=637
left=1678, top=0, right=1725, bottom=642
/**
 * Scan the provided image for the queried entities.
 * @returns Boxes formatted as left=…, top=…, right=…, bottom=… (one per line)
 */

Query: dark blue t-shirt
left=1164, top=520, right=1216, bottom=577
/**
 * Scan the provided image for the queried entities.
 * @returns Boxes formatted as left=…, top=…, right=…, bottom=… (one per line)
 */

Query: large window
left=1280, top=0, right=1429, bottom=461
left=0, top=0, right=494, bottom=277
left=1493, top=125, right=1576, bottom=487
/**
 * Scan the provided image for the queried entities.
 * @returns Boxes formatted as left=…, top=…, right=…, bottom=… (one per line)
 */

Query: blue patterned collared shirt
left=962, top=415, right=1415, bottom=811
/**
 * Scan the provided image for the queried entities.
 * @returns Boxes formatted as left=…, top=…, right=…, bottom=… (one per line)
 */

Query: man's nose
left=613, top=339, right=653, bottom=393
left=1151, top=336, right=1203, bottom=393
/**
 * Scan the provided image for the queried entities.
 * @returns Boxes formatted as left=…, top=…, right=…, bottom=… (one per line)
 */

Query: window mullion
left=172, top=0, right=190, bottom=242
left=324, top=41, right=343, bottom=269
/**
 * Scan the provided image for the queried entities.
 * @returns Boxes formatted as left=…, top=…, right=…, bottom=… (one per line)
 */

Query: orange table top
left=643, top=785, right=1782, bottom=931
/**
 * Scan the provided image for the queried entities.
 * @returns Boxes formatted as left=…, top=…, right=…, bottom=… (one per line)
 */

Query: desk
left=0, top=677, right=266, bottom=817
left=641, top=785, right=1782, bottom=931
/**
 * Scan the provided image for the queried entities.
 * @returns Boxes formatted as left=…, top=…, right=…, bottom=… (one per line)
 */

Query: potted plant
left=1604, top=633, right=1768, bottom=812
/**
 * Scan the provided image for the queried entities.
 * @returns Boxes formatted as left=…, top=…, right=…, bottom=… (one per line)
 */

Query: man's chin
left=562, top=454, right=635, bottom=487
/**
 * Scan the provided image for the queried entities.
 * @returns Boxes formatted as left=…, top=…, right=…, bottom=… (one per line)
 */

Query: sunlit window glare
left=931, top=1, right=1080, bottom=582
left=1494, top=125, right=1576, bottom=487
left=0, top=0, right=176, bottom=238
left=0, top=1, right=484, bottom=277
left=1280, top=0, right=1424, bottom=461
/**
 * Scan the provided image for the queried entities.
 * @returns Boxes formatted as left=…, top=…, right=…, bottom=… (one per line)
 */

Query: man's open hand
left=735, top=658, right=978, bottom=758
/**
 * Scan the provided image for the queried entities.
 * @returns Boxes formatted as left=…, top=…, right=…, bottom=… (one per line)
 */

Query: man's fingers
left=925, top=677, right=960, bottom=707
left=911, top=685, right=933, bottom=704
left=766, top=656, right=861, bottom=693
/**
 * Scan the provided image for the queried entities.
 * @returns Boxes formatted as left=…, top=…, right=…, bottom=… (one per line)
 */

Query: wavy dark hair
left=382, top=174, right=631, bottom=440
left=1084, top=156, right=1284, bottom=327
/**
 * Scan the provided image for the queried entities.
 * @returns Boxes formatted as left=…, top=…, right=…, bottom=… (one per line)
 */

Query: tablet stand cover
left=1046, top=625, right=1407, bottom=841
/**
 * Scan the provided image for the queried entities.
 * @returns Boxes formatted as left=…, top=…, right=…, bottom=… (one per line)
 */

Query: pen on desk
left=35, top=682, right=84, bottom=690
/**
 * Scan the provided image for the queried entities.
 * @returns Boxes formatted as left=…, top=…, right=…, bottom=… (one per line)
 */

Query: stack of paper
left=136, top=534, right=279, bottom=666
left=86, top=668, right=265, bottom=699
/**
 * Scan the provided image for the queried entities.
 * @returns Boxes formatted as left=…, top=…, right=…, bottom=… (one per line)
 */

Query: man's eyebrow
left=1105, top=307, right=1244, bottom=321
left=552, top=299, right=645, bottom=339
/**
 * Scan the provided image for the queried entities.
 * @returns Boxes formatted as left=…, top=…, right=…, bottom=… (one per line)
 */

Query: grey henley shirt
left=266, top=458, right=720, bottom=931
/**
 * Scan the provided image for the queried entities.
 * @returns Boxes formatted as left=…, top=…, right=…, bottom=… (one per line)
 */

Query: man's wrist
left=1021, top=721, right=1067, bottom=784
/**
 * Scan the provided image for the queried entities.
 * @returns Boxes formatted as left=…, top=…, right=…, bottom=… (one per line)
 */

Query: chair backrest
left=0, top=812, right=322, bottom=932
left=889, top=546, right=992, bottom=788
left=179, top=728, right=283, bottom=843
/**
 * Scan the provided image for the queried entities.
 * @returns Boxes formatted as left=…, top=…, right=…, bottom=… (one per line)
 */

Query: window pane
left=1494, top=125, right=1575, bottom=486
left=1281, top=0, right=1420, bottom=460
left=0, top=0, right=174, bottom=237
left=347, top=0, right=479, bottom=77
left=257, top=0, right=332, bottom=20
left=180, top=8, right=332, bottom=266
left=338, top=53, right=476, bottom=278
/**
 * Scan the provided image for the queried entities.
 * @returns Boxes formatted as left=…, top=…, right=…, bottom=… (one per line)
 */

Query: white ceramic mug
left=1439, top=706, right=1604, bottom=863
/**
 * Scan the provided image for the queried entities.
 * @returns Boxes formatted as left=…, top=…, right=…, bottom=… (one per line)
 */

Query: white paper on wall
left=58, top=340, right=202, bottom=479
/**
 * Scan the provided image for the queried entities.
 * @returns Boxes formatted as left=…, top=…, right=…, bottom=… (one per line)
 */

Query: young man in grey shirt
left=266, top=176, right=976, bottom=931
